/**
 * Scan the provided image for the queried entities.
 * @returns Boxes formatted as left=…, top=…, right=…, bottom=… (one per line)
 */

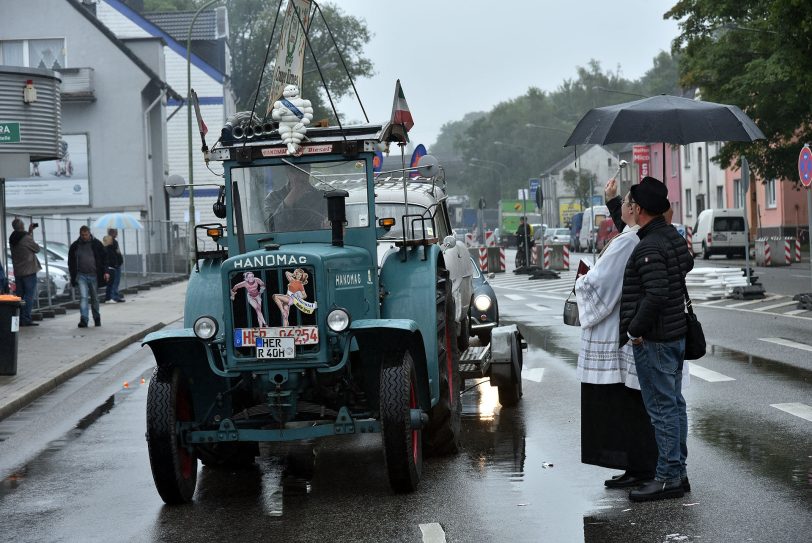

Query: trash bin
left=0, top=295, right=22, bottom=376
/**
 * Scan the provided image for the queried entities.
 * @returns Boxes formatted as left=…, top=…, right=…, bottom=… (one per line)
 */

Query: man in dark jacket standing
left=68, top=226, right=109, bottom=328
left=618, top=177, right=694, bottom=502
left=9, top=218, right=42, bottom=326
left=105, top=228, right=125, bottom=303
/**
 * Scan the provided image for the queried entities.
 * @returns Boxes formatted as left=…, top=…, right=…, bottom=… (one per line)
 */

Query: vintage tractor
left=142, top=121, right=523, bottom=504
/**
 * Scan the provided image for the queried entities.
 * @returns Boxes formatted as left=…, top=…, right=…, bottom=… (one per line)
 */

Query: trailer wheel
left=425, top=271, right=461, bottom=456
left=457, top=314, right=470, bottom=352
left=146, top=365, right=198, bottom=504
left=380, top=350, right=422, bottom=493
left=497, top=333, right=523, bottom=407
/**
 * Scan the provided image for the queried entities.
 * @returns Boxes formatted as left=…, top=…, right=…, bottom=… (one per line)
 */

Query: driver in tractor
left=263, top=163, right=327, bottom=231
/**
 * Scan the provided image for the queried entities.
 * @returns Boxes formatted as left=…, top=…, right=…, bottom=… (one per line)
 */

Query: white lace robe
left=575, top=227, right=641, bottom=388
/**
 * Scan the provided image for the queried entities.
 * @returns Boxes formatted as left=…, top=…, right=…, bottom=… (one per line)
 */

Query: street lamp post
left=187, top=0, right=222, bottom=266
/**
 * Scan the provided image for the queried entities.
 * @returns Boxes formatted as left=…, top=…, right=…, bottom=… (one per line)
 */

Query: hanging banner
left=409, top=144, right=426, bottom=177
left=266, top=0, right=313, bottom=114
left=6, top=134, right=89, bottom=207
left=633, top=144, right=651, bottom=182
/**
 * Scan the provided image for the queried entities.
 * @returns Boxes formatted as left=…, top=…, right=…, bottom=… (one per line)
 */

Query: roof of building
left=66, top=0, right=182, bottom=100
left=145, top=10, right=219, bottom=41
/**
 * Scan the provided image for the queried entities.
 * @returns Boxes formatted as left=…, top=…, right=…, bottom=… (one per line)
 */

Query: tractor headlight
left=327, top=308, right=351, bottom=332
left=193, top=316, right=218, bottom=340
left=474, top=294, right=492, bottom=311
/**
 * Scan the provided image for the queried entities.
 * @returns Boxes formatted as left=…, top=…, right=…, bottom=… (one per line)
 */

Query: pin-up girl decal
left=230, top=271, right=267, bottom=327
left=273, top=268, right=317, bottom=326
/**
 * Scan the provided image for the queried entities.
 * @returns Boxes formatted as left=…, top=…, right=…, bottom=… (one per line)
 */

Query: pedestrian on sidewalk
left=575, top=180, right=657, bottom=490
left=618, top=177, right=694, bottom=502
left=105, top=228, right=125, bottom=303
left=68, top=226, right=109, bottom=328
left=9, top=218, right=41, bottom=326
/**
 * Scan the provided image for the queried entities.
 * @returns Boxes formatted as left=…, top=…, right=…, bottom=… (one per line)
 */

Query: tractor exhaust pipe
left=325, top=190, right=349, bottom=247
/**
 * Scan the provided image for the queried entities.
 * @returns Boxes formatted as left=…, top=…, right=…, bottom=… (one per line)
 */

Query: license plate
left=234, top=326, right=319, bottom=347
left=256, top=336, right=295, bottom=359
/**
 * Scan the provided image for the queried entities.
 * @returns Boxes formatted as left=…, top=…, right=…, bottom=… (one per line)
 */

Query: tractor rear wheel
left=146, top=365, right=198, bottom=504
left=424, top=271, right=461, bottom=456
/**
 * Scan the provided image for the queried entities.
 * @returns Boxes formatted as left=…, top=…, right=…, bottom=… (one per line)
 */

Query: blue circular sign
left=799, top=146, right=812, bottom=187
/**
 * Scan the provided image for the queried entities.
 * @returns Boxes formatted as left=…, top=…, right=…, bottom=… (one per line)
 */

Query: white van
left=692, top=208, right=748, bottom=259
left=578, top=205, right=609, bottom=252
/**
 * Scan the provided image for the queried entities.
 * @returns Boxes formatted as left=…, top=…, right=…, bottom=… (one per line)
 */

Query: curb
left=0, top=321, right=167, bottom=422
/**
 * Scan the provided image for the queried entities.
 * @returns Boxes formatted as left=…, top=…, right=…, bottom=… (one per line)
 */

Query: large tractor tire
left=146, top=365, right=198, bottom=504
left=425, top=270, right=462, bottom=456
left=497, top=333, right=523, bottom=407
left=380, top=350, right=422, bottom=493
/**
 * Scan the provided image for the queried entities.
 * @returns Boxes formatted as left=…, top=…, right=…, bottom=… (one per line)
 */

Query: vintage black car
left=468, top=257, right=499, bottom=344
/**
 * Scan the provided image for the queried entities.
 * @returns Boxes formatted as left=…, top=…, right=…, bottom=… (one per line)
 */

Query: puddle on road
left=707, top=344, right=812, bottom=382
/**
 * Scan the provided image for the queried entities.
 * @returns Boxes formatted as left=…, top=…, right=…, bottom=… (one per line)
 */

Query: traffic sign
left=799, top=145, right=812, bottom=187
left=0, top=121, right=20, bottom=144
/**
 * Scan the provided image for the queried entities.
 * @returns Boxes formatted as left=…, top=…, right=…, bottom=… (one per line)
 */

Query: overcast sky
left=332, top=0, right=681, bottom=149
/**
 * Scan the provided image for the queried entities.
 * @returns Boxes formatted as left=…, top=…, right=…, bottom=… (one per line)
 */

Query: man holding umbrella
left=618, top=177, right=694, bottom=502
left=69, top=226, right=109, bottom=328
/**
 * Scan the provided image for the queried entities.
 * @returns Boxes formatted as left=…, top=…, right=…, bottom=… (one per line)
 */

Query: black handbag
left=683, top=283, right=706, bottom=360
left=563, top=289, right=580, bottom=326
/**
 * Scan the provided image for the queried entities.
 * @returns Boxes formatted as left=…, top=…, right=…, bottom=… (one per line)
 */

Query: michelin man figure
left=272, top=84, right=313, bottom=155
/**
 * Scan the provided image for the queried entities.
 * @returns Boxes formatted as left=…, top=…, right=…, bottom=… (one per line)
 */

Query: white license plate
left=256, top=336, right=295, bottom=359
left=235, top=326, right=319, bottom=347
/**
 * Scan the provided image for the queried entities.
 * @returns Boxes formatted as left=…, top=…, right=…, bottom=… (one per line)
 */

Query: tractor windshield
left=231, top=158, right=368, bottom=234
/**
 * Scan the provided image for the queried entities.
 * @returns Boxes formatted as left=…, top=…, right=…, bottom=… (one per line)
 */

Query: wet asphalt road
left=0, top=284, right=811, bottom=542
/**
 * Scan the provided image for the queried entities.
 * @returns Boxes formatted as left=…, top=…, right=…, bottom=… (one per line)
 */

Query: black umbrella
left=564, top=94, right=765, bottom=180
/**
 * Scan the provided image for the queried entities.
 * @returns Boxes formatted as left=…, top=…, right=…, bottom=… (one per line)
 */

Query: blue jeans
left=18, top=273, right=38, bottom=324
left=78, top=273, right=101, bottom=323
left=632, top=338, right=688, bottom=483
left=106, top=266, right=122, bottom=301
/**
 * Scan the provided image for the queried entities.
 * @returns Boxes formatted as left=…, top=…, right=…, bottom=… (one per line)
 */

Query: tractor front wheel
left=380, top=350, right=422, bottom=493
left=146, top=365, right=198, bottom=504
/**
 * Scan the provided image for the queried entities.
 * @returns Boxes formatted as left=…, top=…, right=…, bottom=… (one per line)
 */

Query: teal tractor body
left=143, top=124, right=465, bottom=504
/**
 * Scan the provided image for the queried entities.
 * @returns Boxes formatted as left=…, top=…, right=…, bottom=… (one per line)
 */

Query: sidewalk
left=0, top=280, right=187, bottom=421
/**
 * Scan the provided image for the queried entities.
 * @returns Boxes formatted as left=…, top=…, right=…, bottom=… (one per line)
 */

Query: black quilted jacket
left=619, top=216, right=694, bottom=347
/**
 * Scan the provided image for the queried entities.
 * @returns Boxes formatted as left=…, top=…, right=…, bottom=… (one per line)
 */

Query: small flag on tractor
left=391, top=79, right=414, bottom=132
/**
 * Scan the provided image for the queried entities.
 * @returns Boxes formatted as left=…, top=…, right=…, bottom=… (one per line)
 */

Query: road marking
left=527, top=304, right=550, bottom=312
left=782, top=309, right=808, bottom=316
left=726, top=295, right=782, bottom=308
left=532, top=293, right=569, bottom=300
left=504, top=294, right=524, bottom=301
left=689, top=364, right=735, bottom=382
left=420, top=523, right=447, bottom=543
left=753, top=301, right=798, bottom=312
left=759, top=337, right=812, bottom=352
left=523, top=368, right=545, bottom=382
left=695, top=299, right=729, bottom=306
left=770, top=403, right=812, bottom=423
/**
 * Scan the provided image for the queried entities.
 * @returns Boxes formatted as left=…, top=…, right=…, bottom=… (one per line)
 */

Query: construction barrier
left=562, top=244, right=570, bottom=270
left=484, top=230, right=496, bottom=247
left=486, top=246, right=505, bottom=272
left=478, top=247, right=488, bottom=272
left=542, top=242, right=570, bottom=271
left=465, top=233, right=475, bottom=247
left=755, top=238, right=788, bottom=266
left=543, top=246, right=551, bottom=269
left=685, top=226, right=693, bottom=255
left=784, top=238, right=792, bottom=265
left=531, top=245, right=540, bottom=265
left=795, top=237, right=802, bottom=263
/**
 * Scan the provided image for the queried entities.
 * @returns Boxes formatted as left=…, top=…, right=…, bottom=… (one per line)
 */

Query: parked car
left=6, top=249, right=71, bottom=298
left=578, top=206, right=609, bottom=252
left=468, top=257, right=499, bottom=344
left=544, top=228, right=571, bottom=245
left=692, top=208, right=748, bottom=259
left=595, top=218, right=619, bottom=251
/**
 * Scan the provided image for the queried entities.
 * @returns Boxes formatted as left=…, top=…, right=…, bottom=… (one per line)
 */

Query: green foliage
left=666, top=0, right=812, bottom=185
left=562, top=168, right=596, bottom=209
left=435, top=53, right=680, bottom=207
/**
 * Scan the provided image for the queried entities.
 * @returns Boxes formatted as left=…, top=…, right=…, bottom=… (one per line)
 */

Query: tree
left=144, top=0, right=374, bottom=123
left=562, top=168, right=596, bottom=209
left=666, top=0, right=812, bottom=186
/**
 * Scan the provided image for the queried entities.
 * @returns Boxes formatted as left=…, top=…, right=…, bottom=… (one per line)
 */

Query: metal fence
left=3, top=214, right=189, bottom=313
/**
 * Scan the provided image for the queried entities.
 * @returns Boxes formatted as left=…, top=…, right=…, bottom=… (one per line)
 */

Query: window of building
left=671, top=146, right=678, bottom=176
left=685, top=189, right=692, bottom=216
left=733, top=179, right=742, bottom=208
left=766, top=179, right=777, bottom=208
left=0, top=38, right=65, bottom=69
left=683, top=145, right=691, bottom=167
left=716, top=186, right=724, bottom=208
